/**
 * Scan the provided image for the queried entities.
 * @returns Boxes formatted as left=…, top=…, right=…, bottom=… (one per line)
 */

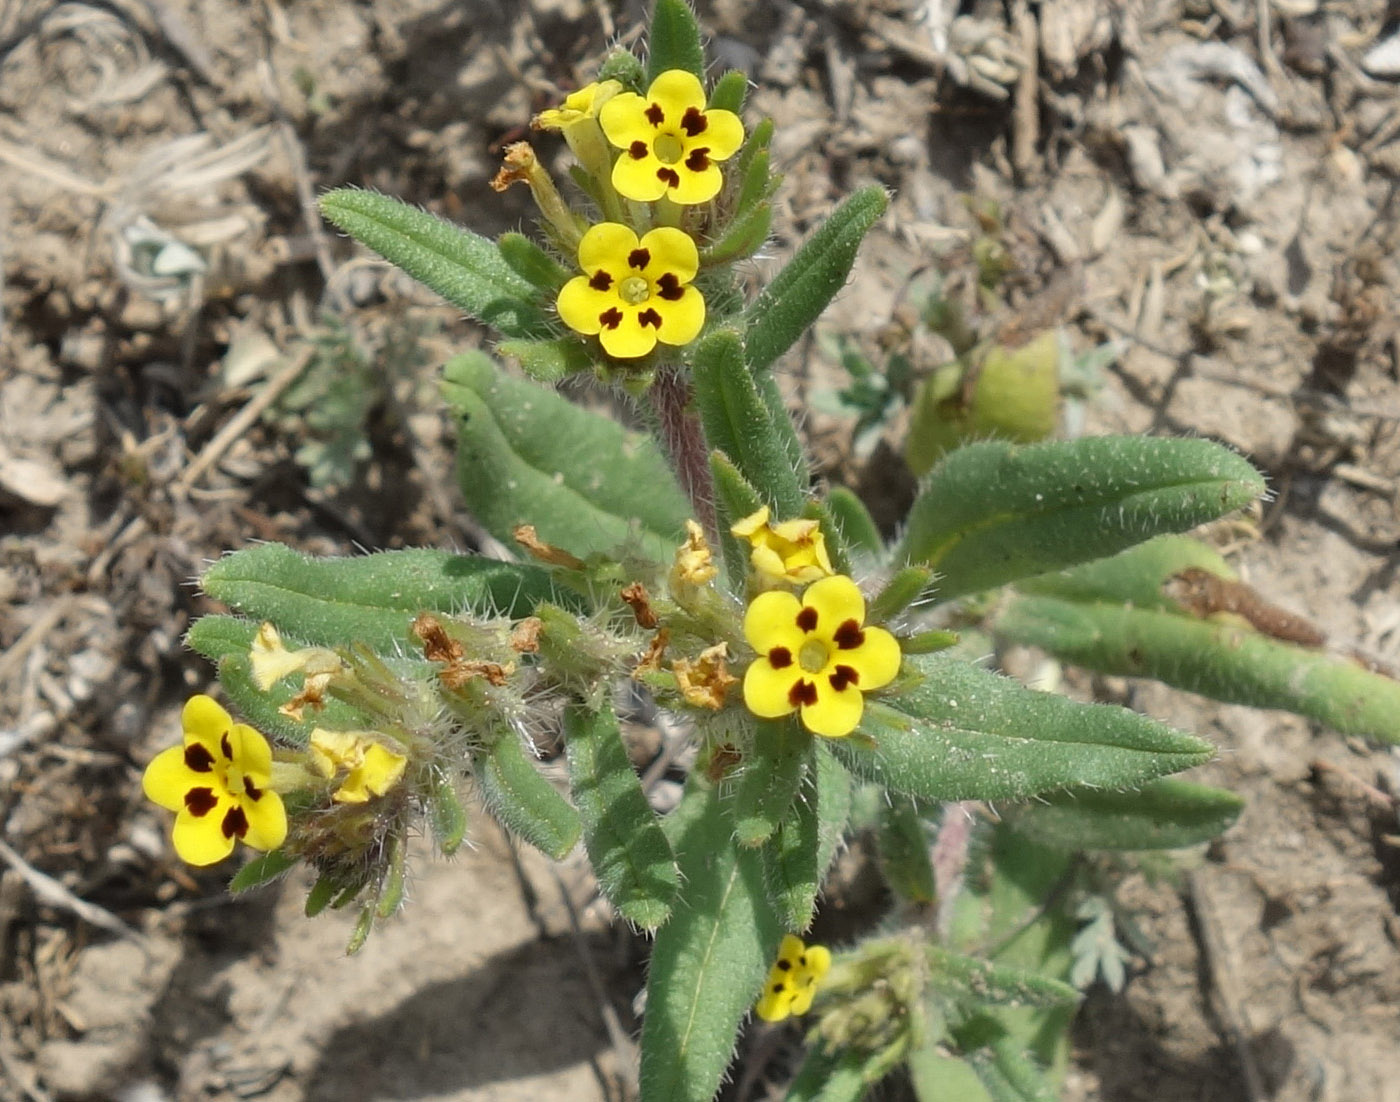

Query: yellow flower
left=743, top=575, right=901, bottom=738
left=533, top=80, right=622, bottom=133
left=309, top=728, right=407, bottom=805
left=142, top=695, right=287, bottom=867
left=599, top=70, right=744, bottom=204
left=557, top=223, right=705, bottom=358
left=731, top=506, right=834, bottom=589
left=756, top=935, right=831, bottom=1022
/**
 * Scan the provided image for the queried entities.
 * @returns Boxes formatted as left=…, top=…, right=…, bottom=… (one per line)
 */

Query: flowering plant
left=147, top=2, right=1400, bottom=1099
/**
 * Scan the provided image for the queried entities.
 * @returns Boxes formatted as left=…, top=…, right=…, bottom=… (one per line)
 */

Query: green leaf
left=563, top=701, right=679, bottom=929
left=709, top=451, right=761, bottom=590
left=701, top=201, right=772, bottom=265
left=1002, top=778, right=1243, bottom=851
left=763, top=743, right=850, bottom=930
left=692, top=330, right=807, bottom=516
left=708, top=68, right=748, bottom=114
left=967, top=1035, right=1058, bottom=1102
left=784, top=1050, right=871, bottom=1102
left=319, top=189, right=546, bottom=338
left=647, top=0, right=706, bottom=83
left=1015, top=535, right=1235, bottom=611
left=497, top=336, right=593, bottom=384
left=895, top=437, right=1266, bottom=600
left=870, top=565, right=935, bottom=622
left=641, top=780, right=782, bottom=1102
left=200, top=544, right=560, bottom=651
left=305, top=875, right=336, bottom=917
left=209, top=651, right=361, bottom=746
left=877, top=794, right=936, bottom=903
left=825, top=486, right=883, bottom=559
left=744, top=187, right=888, bottom=374
left=427, top=769, right=468, bottom=855
left=908, top=1045, right=993, bottom=1102
left=228, top=849, right=298, bottom=893
left=442, top=352, right=689, bottom=561
left=734, top=719, right=810, bottom=846
left=598, top=48, right=645, bottom=89
left=473, top=731, right=581, bottom=860
left=497, top=231, right=569, bottom=292
left=997, top=594, right=1400, bottom=744
left=929, top=947, right=1080, bottom=1010
left=831, top=654, right=1214, bottom=802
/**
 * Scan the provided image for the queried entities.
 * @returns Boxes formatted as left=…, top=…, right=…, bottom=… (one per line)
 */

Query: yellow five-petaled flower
left=142, top=695, right=287, bottom=867
left=557, top=223, right=705, bottom=358
left=743, top=575, right=901, bottom=738
left=731, top=506, right=834, bottom=589
left=756, top=935, right=831, bottom=1022
left=599, top=70, right=744, bottom=204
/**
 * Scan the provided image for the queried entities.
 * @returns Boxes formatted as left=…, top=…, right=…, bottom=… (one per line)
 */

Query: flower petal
left=743, top=659, right=800, bottom=719
left=802, top=944, right=832, bottom=978
left=598, top=309, right=659, bottom=359
left=787, top=984, right=817, bottom=1016
left=778, top=934, right=806, bottom=963
left=182, top=694, right=233, bottom=752
left=667, top=163, right=723, bottom=205
left=698, top=108, right=745, bottom=160
left=842, top=625, right=902, bottom=691
left=240, top=790, right=288, bottom=851
left=229, top=723, right=273, bottom=777
left=598, top=90, right=652, bottom=147
left=654, top=285, right=705, bottom=346
left=638, top=227, right=699, bottom=282
left=802, top=576, right=866, bottom=638
left=754, top=986, right=791, bottom=1023
left=647, top=69, right=706, bottom=122
left=801, top=680, right=864, bottom=738
left=731, top=506, right=771, bottom=539
left=577, top=222, right=638, bottom=272
left=172, top=802, right=238, bottom=866
left=142, top=744, right=201, bottom=812
left=744, top=590, right=805, bottom=652
left=611, top=153, right=668, bottom=202
left=557, top=275, right=612, bottom=336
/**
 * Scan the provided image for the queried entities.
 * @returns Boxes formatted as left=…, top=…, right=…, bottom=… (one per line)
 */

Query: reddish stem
left=650, top=367, right=716, bottom=538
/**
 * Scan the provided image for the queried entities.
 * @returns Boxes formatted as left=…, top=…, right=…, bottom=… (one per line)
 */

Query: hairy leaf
left=1002, top=778, right=1244, bottom=851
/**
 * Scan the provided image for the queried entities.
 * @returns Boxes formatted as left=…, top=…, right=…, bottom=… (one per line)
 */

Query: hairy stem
left=650, top=367, right=716, bottom=537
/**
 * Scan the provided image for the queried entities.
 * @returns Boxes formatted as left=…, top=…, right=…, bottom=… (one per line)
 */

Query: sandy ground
left=3, top=1, right=1400, bottom=1099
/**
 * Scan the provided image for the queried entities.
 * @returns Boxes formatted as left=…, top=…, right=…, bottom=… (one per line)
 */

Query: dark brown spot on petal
left=788, top=679, right=818, bottom=708
left=184, top=744, right=215, bottom=772
left=656, top=272, right=684, bottom=300
left=628, top=140, right=649, bottom=160
left=776, top=958, right=792, bottom=971
left=833, top=619, right=865, bottom=649
left=589, top=270, right=613, bottom=291
left=599, top=307, right=623, bottom=330
left=243, top=777, right=263, bottom=800
left=638, top=307, right=662, bottom=329
left=768, top=646, right=793, bottom=669
left=627, top=247, right=650, bottom=270
left=798, top=954, right=808, bottom=966
left=657, top=166, right=681, bottom=189
left=645, top=102, right=665, bottom=126
left=184, top=787, right=218, bottom=816
left=684, top=147, right=710, bottom=172
left=220, top=731, right=233, bottom=760
left=796, top=607, right=818, bottom=632
left=829, top=665, right=859, bottom=692
left=221, top=805, right=249, bottom=840
left=680, top=107, right=707, bottom=136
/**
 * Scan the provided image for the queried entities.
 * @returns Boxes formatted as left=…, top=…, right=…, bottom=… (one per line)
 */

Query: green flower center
left=654, top=133, right=684, bottom=164
left=799, top=639, right=830, bottom=674
left=620, top=275, right=650, bottom=304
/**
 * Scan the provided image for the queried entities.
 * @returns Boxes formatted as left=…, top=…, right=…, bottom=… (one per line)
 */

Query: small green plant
left=143, top=4, right=1400, bottom=1100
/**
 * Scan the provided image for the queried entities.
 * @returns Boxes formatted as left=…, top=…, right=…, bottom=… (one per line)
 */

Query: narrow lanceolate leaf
left=708, top=68, right=748, bottom=114
left=763, top=743, right=851, bottom=930
left=1015, top=535, right=1236, bottom=611
left=783, top=1050, right=871, bottom=1102
left=1001, top=778, right=1243, bottom=851
left=642, top=780, right=782, bottom=1102
left=701, top=201, right=772, bottom=265
left=894, top=437, right=1266, bottom=601
left=442, top=352, right=689, bottom=561
left=564, top=701, right=678, bottom=929
left=825, top=486, right=884, bottom=560
left=319, top=189, right=546, bottom=338
left=692, top=330, right=807, bottom=516
left=744, top=187, right=888, bottom=374
left=877, top=794, right=936, bottom=903
left=473, top=731, right=581, bottom=860
left=908, top=1045, right=993, bottom=1102
left=733, top=719, right=811, bottom=847
left=710, top=451, right=763, bottom=592
left=200, top=544, right=560, bottom=651
left=498, top=336, right=594, bottom=384
left=928, top=947, right=1080, bottom=1010
left=831, top=654, right=1214, bottom=803
left=997, top=594, right=1400, bottom=744
left=496, top=231, right=570, bottom=292
left=427, top=769, right=469, bottom=855
left=968, top=1036, right=1059, bottom=1102
left=647, top=0, right=706, bottom=83
left=228, top=849, right=298, bottom=893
